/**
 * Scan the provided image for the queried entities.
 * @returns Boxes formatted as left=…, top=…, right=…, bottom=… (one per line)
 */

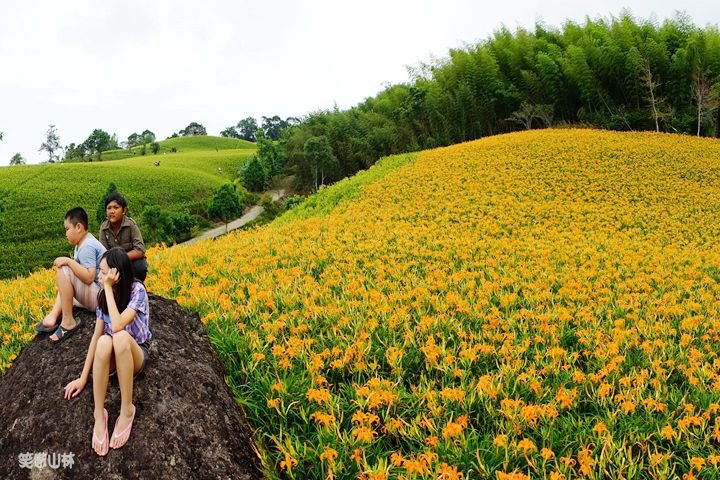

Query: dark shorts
left=108, top=336, right=151, bottom=378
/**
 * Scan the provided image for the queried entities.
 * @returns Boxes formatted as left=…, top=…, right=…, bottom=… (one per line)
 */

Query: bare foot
left=92, top=409, right=108, bottom=456
left=110, top=405, right=136, bottom=449
left=41, top=314, right=58, bottom=329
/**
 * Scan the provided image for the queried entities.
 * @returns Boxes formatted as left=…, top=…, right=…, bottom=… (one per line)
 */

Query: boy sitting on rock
left=34, top=207, right=107, bottom=343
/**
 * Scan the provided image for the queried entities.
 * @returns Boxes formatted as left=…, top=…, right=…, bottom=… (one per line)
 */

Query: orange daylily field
left=4, top=129, right=720, bottom=479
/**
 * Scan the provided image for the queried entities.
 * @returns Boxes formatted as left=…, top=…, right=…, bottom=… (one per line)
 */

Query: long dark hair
left=97, top=248, right=136, bottom=315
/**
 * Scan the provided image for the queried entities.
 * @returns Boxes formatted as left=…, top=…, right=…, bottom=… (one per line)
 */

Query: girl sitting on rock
left=63, top=247, right=152, bottom=456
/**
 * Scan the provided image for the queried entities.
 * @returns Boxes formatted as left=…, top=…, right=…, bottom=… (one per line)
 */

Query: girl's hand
left=64, top=377, right=86, bottom=399
left=103, top=267, right=120, bottom=287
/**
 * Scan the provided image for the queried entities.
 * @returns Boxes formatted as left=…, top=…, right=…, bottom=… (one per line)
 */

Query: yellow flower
left=319, top=448, right=338, bottom=463
left=493, top=434, right=509, bottom=448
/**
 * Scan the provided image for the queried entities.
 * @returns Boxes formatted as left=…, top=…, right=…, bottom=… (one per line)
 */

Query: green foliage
left=84, top=129, right=113, bottom=160
left=220, top=126, right=240, bottom=138
left=237, top=117, right=258, bottom=142
left=276, top=152, right=418, bottom=225
left=96, top=183, right=118, bottom=225
left=241, top=155, right=267, bottom=192
left=179, top=122, right=207, bottom=136
left=140, top=205, right=197, bottom=245
left=39, top=124, right=61, bottom=163
left=256, top=131, right=284, bottom=179
left=9, top=153, right=25, bottom=166
left=208, top=184, right=243, bottom=228
left=64, top=143, right=87, bottom=161
left=303, top=135, right=337, bottom=190
left=261, top=115, right=297, bottom=140
left=0, top=146, right=255, bottom=278
left=284, top=14, right=720, bottom=188
left=283, top=195, right=304, bottom=210
left=151, top=142, right=160, bottom=154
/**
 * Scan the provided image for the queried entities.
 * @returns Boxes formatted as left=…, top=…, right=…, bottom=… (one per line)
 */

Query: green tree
left=151, top=142, right=160, bottom=154
left=256, top=130, right=284, bottom=178
left=39, top=124, right=61, bottom=163
left=261, top=116, right=293, bottom=140
left=84, top=129, right=113, bottom=160
left=179, top=122, right=207, bottom=136
left=9, top=153, right=25, bottom=166
left=96, top=182, right=118, bottom=224
left=241, top=155, right=267, bottom=192
left=127, top=133, right=140, bottom=151
left=141, top=205, right=174, bottom=245
left=304, top=135, right=337, bottom=190
left=237, top=117, right=258, bottom=141
left=208, top=184, right=243, bottom=231
left=64, top=142, right=87, bottom=161
left=142, top=130, right=155, bottom=145
left=220, top=126, right=240, bottom=138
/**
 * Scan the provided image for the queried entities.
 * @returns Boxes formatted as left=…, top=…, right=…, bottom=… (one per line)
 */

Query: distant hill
left=98, top=135, right=256, bottom=161
left=0, top=140, right=256, bottom=278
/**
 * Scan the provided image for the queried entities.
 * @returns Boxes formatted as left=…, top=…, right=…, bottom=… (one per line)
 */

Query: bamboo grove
left=284, top=13, right=720, bottom=189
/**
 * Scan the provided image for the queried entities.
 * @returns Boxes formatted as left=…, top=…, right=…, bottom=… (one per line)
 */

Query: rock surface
left=0, top=295, right=261, bottom=480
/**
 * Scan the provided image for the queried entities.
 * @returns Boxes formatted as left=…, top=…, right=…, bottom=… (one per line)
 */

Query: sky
left=0, top=0, right=718, bottom=165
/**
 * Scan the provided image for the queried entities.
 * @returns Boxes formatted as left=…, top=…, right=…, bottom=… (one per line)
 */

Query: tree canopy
left=284, top=14, right=720, bottom=188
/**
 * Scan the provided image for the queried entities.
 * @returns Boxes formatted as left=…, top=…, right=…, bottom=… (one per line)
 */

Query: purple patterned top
left=97, top=281, right=151, bottom=345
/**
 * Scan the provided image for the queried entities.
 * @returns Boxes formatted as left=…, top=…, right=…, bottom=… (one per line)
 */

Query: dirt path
left=180, top=176, right=294, bottom=247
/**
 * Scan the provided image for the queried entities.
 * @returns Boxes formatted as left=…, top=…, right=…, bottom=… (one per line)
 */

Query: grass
left=0, top=137, right=255, bottom=278
left=98, top=135, right=256, bottom=160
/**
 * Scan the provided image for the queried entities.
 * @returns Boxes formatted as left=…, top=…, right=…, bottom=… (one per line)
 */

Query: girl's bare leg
left=92, top=335, right=113, bottom=455
left=110, top=331, right=144, bottom=448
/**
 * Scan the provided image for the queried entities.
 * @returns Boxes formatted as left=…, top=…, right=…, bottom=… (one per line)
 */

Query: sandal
left=34, top=317, right=60, bottom=334
left=49, top=318, right=83, bottom=343
left=111, top=405, right=136, bottom=449
left=93, top=409, right=109, bottom=456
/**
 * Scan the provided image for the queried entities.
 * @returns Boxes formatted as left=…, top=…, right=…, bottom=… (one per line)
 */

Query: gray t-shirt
left=74, top=233, right=106, bottom=286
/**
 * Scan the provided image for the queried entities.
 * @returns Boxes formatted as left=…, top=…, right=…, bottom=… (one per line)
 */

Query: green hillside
left=99, top=135, right=255, bottom=161
left=0, top=140, right=256, bottom=279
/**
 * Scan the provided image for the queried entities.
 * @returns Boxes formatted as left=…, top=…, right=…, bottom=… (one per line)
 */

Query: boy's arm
left=62, top=258, right=96, bottom=285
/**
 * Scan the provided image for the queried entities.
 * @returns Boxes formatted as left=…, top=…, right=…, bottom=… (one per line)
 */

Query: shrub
left=240, top=155, right=266, bottom=192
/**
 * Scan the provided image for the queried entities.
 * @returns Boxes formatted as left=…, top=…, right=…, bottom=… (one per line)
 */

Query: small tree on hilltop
left=39, top=124, right=61, bottom=163
left=151, top=142, right=160, bottom=154
left=208, top=184, right=243, bottom=231
left=220, top=126, right=240, bottom=138
left=179, top=122, right=207, bottom=136
left=84, top=129, right=113, bottom=161
left=10, top=153, right=26, bottom=166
